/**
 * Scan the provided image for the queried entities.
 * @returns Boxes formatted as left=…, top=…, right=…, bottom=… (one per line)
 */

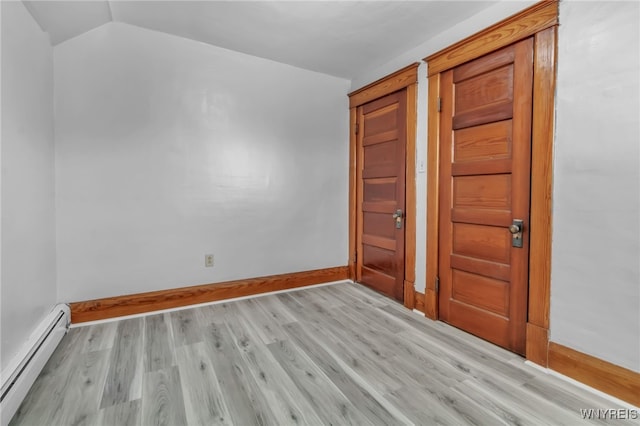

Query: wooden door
left=356, top=91, right=406, bottom=302
left=438, top=38, right=533, bottom=354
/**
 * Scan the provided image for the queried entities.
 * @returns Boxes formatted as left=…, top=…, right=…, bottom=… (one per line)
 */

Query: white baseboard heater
left=1, top=304, right=70, bottom=426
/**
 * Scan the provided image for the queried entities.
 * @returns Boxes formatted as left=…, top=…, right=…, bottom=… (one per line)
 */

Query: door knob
left=510, top=219, right=524, bottom=248
left=392, top=209, right=403, bottom=229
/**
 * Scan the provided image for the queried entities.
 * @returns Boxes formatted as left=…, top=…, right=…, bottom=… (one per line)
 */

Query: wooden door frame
left=423, top=0, right=558, bottom=365
left=348, top=63, right=419, bottom=309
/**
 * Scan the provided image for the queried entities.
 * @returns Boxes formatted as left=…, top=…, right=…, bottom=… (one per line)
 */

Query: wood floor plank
left=252, top=294, right=298, bottom=325
left=267, top=338, right=375, bottom=426
left=297, top=284, right=348, bottom=308
left=223, top=310, right=326, bottom=426
left=396, top=379, right=510, bottom=426
left=144, top=313, right=175, bottom=372
left=379, top=297, right=520, bottom=363
left=384, top=385, right=476, bottom=425
left=175, top=342, right=232, bottom=426
left=234, top=297, right=290, bottom=344
left=334, top=307, right=466, bottom=388
left=282, top=321, right=414, bottom=426
left=204, top=321, right=278, bottom=426
left=141, top=366, right=187, bottom=426
left=331, top=282, right=389, bottom=307
left=78, top=322, right=118, bottom=353
left=276, top=293, right=413, bottom=394
left=53, top=349, right=111, bottom=426
left=455, top=378, right=552, bottom=426
left=169, top=308, right=204, bottom=346
left=455, top=367, right=590, bottom=425
left=100, top=318, right=144, bottom=408
left=522, top=377, right=637, bottom=425
left=399, top=323, right=536, bottom=386
left=97, top=400, right=140, bottom=426
left=10, top=346, right=109, bottom=426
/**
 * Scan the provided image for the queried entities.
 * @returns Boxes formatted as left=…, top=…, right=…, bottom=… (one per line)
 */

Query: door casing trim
left=348, top=63, right=419, bottom=308
left=423, top=0, right=558, bottom=365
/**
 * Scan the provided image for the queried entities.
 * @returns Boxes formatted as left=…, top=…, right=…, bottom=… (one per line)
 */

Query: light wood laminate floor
left=10, top=282, right=635, bottom=425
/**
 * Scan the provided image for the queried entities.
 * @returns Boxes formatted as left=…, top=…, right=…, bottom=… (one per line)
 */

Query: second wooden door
left=438, top=38, right=534, bottom=354
left=356, top=91, right=407, bottom=302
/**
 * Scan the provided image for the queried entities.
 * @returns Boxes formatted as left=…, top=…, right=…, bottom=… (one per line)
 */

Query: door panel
left=357, top=91, right=406, bottom=302
left=439, top=38, right=533, bottom=354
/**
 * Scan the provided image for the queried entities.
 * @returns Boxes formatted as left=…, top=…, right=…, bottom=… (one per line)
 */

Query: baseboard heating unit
left=1, top=304, right=70, bottom=426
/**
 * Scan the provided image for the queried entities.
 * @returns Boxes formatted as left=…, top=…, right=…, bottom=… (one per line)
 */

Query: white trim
left=70, top=280, right=352, bottom=328
left=524, top=360, right=640, bottom=410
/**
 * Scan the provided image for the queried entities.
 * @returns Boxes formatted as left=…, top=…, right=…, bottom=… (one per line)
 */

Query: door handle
left=392, top=209, right=404, bottom=229
left=510, top=219, right=524, bottom=248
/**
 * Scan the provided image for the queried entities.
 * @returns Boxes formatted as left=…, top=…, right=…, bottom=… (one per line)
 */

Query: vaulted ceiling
left=23, top=1, right=499, bottom=79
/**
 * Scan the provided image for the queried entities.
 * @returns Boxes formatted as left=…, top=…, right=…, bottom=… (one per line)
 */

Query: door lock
left=509, top=219, right=524, bottom=248
left=392, top=209, right=404, bottom=229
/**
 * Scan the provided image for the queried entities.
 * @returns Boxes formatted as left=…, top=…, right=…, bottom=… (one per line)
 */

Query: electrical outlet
left=205, top=254, right=214, bottom=267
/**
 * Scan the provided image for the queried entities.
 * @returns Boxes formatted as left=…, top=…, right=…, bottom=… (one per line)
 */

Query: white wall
left=350, top=1, right=640, bottom=372
left=54, top=23, right=350, bottom=302
left=1, top=1, right=57, bottom=372
left=550, top=0, right=640, bottom=373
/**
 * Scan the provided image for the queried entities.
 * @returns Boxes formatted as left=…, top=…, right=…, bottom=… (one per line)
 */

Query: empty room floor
left=10, top=282, right=634, bottom=425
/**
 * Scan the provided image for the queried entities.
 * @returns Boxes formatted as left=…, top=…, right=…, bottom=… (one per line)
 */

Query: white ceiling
left=23, top=1, right=499, bottom=79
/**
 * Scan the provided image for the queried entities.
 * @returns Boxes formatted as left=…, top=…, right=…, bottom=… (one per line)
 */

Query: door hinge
left=354, top=123, right=359, bottom=134
left=435, top=276, right=440, bottom=292
left=353, top=251, right=357, bottom=263
left=437, top=97, right=442, bottom=112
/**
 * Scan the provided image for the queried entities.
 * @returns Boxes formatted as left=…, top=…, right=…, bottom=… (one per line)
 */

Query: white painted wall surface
left=54, top=23, right=350, bottom=302
left=1, top=2, right=57, bottom=372
left=350, top=0, right=537, bottom=293
left=550, top=1, right=640, bottom=373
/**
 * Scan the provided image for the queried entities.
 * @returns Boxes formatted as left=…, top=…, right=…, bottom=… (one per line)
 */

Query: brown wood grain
left=438, top=38, right=532, bottom=355
left=437, top=69, right=454, bottom=324
left=508, top=37, right=534, bottom=354
left=525, top=322, right=548, bottom=366
left=548, top=342, right=640, bottom=407
left=451, top=208, right=511, bottom=228
left=425, top=1, right=558, bottom=76
left=451, top=158, right=512, bottom=176
left=349, top=107, right=357, bottom=281
left=404, top=82, right=417, bottom=291
left=348, top=63, right=419, bottom=108
left=403, top=281, right=415, bottom=310
left=425, top=73, right=440, bottom=321
left=70, top=266, right=349, bottom=323
left=424, top=1, right=558, bottom=361
left=528, top=26, right=556, bottom=331
left=451, top=270, right=508, bottom=316
left=359, top=91, right=406, bottom=302
left=454, top=66, right=513, bottom=120
left=454, top=120, right=512, bottom=163
left=414, top=291, right=425, bottom=314
left=349, top=66, right=418, bottom=308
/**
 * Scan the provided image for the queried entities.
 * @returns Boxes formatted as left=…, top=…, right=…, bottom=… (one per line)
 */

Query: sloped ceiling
left=23, top=1, right=498, bottom=79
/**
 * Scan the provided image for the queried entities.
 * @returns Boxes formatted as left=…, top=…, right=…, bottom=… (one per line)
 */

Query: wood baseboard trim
left=424, top=288, right=437, bottom=319
left=404, top=281, right=415, bottom=310
left=548, top=342, right=640, bottom=407
left=526, top=322, right=549, bottom=366
left=414, top=290, right=425, bottom=314
left=70, top=266, right=350, bottom=323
